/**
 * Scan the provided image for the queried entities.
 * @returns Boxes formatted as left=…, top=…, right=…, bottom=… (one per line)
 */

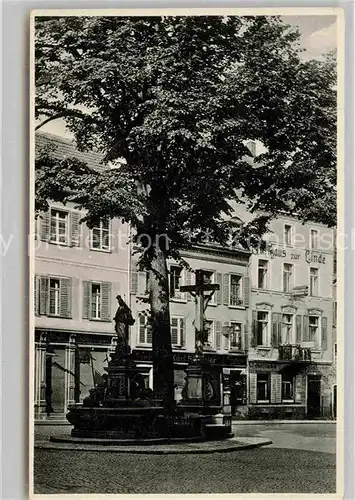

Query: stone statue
left=113, top=295, right=135, bottom=345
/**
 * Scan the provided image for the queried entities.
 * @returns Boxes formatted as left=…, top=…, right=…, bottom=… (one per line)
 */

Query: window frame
left=282, top=374, right=295, bottom=402
left=170, top=315, right=185, bottom=348
left=229, top=273, right=243, bottom=307
left=229, top=321, right=242, bottom=350
left=281, top=313, right=294, bottom=345
left=282, top=262, right=294, bottom=293
left=169, top=265, right=186, bottom=302
left=256, top=310, right=269, bottom=346
left=310, top=229, right=319, bottom=250
left=284, top=224, right=293, bottom=246
left=257, top=373, right=270, bottom=403
left=309, top=267, right=319, bottom=297
left=137, top=313, right=152, bottom=346
left=309, top=315, right=320, bottom=345
left=257, top=259, right=269, bottom=290
left=90, top=282, right=102, bottom=320
left=50, top=208, right=69, bottom=246
left=203, top=319, right=215, bottom=349
left=48, top=278, right=61, bottom=316
left=90, top=219, right=111, bottom=252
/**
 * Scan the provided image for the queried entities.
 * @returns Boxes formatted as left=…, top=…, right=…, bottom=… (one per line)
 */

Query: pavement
left=33, top=421, right=337, bottom=494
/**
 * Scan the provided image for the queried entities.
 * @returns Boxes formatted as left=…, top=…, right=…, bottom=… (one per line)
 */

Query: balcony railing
left=278, top=344, right=312, bottom=362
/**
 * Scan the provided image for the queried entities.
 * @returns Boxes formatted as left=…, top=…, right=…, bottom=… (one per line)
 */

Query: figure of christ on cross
left=180, top=269, right=220, bottom=356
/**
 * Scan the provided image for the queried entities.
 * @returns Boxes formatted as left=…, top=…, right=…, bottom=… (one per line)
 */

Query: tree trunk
left=148, top=243, right=174, bottom=410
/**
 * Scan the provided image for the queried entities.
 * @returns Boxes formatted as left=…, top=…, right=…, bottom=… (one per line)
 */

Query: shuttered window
left=171, top=317, right=185, bottom=347
left=282, top=374, right=294, bottom=401
left=82, top=281, right=111, bottom=321
left=38, top=276, right=72, bottom=318
left=138, top=314, right=152, bottom=345
left=40, top=208, right=81, bottom=246
left=50, top=209, right=69, bottom=244
left=230, top=274, right=243, bottom=306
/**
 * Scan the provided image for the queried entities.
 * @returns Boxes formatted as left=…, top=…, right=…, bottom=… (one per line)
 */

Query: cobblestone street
left=33, top=422, right=336, bottom=494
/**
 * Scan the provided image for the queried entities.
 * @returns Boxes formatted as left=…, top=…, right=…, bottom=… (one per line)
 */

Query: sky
left=38, top=14, right=338, bottom=139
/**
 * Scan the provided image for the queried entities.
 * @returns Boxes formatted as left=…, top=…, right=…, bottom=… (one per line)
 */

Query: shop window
left=257, top=373, right=270, bottom=402
left=282, top=374, right=294, bottom=401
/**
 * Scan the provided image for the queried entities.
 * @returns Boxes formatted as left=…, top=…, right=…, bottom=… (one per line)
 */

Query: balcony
left=278, top=344, right=312, bottom=362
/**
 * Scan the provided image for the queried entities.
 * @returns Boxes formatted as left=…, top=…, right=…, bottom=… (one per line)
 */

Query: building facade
left=34, top=133, right=336, bottom=421
left=237, top=208, right=335, bottom=419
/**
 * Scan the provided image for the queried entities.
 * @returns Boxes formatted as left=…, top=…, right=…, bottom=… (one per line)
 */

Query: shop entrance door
left=45, top=348, right=66, bottom=416
left=333, top=384, right=337, bottom=419
left=230, top=371, right=247, bottom=415
left=307, top=375, right=321, bottom=418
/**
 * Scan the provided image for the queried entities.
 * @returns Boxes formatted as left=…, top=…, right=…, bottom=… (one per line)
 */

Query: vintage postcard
left=30, top=7, right=345, bottom=499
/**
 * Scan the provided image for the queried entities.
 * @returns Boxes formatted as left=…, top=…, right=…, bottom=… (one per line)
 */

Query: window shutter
left=59, top=278, right=72, bottom=318
left=146, top=318, right=152, bottom=344
left=40, top=211, right=50, bottom=241
left=223, top=274, right=230, bottom=306
left=131, top=270, right=138, bottom=295
left=270, top=373, right=282, bottom=403
left=138, top=315, right=146, bottom=344
left=249, top=373, right=257, bottom=404
left=223, top=322, right=229, bottom=350
left=138, top=272, right=147, bottom=295
left=294, top=374, right=303, bottom=403
left=39, top=276, right=49, bottom=315
left=251, top=310, right=257, bottom=347
left=277, top=313, right=282, bottom=344
left=243, top=276, right=250, bottom=307
left=180, top=318, right=186, bottom=347
left=271, top=312, right=278, bottom=347
left=34, top=276, right=40, bottom=316
left=296, top=315, right=302, bottom=343
left=215, top=320, right=222, bottom=350
left=216, top=273, right=222, bottom=304
left=244, top=321, right=249, bottom=350
left=171, top=317, right=179, bottom=345
left=321, top=317, right=328, bottom=351
left=303, top=315, right=309, bottom=341
left=186, top=270, right=193, bottom=302
left=101, top=282, right=111, bottom=321
left=70, top=211, right=81, bottom=247
left=82, top=281, right=90, bottom=319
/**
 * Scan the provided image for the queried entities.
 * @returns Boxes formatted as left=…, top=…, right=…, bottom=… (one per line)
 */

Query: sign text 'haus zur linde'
left=252, top=245, right=327, bottom=264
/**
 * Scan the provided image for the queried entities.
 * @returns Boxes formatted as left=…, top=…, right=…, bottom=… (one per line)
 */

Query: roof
left=35, top=132, right=106, bottom=172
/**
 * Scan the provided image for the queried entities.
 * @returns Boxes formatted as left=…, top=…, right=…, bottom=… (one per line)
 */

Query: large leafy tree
left=35, top=15, right=336, bottom=406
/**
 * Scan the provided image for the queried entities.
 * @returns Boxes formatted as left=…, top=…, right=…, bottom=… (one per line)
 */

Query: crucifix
left=180, top=269, right=220, bottom=355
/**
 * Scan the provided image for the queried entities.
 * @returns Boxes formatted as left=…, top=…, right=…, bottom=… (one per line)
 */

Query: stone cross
left=180, top=269, right=220, bottom=352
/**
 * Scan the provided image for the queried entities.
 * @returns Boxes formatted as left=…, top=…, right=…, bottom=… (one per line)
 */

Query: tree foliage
left=35, top=15, right=337, bottom=405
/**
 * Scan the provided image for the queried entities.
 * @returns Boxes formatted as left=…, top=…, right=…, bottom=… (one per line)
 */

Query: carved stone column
left=34, top=332, right=47, bottom=419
